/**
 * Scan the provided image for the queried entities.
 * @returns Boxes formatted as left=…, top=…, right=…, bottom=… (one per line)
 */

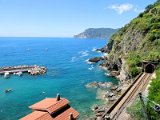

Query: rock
left=86, top=81, right=99, bottom=88
left=109, top=71, right=120, bottom=77
left=110, top=85, right=118, bottom=90
left=92, top=105, right=99, bottom=111
left=28, top=66, right=47, bottom=75
left=108, top=96, right=117, bottom=101
left=116, top=87, right=122, bottom=92
left=86, top=82, right=113, bottom=89
left=107, top=92, right=115, bottom=97
left=104, top=91, right=109, bottom=97
left=116, top=59, right=129, bottom=82
left=96, top=46, right=109, bottom=53
left=99, top=83, right=107, bottom=88
left=96, top=117, right=102, bottom=120
left=99, top=82, right=113, bottom=88
left=89, top=57, right=102, bottom=63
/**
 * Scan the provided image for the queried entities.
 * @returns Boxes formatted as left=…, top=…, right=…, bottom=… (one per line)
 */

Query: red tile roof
left=20, top=111, right=53, bottom=120
left=53, top=107, right=79, bottom=120
left=29, top=98, right=69, bottom=114
left=20, top=97, right=79, bottom=120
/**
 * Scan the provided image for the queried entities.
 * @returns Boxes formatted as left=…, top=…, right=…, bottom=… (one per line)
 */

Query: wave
left=70, top=50, right=89, bottom=62
left=85, top=59, right=93, bottom=64
left=88, top=65, right=94, bottom=70
left=92, top=47, right=97, bottom=52
left=79, top=50, right=89, bottom=57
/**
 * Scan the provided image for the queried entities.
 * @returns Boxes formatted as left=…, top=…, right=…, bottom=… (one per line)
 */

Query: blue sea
left=0, top=37, right=118, bottom=120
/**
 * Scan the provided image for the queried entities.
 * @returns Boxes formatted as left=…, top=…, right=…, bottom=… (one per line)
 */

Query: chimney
left=69, top=113, right=74, bottom=120
left=56, top=93, right=60, bottom=101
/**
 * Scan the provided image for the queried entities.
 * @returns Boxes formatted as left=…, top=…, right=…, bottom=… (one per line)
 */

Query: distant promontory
left=74, top=28, right=118, bottom=39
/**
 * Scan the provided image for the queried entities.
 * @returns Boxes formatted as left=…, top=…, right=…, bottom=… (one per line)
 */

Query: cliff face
left=74, top=28, right=118, bottom=39
left=103, top=1, right=160, bottom=81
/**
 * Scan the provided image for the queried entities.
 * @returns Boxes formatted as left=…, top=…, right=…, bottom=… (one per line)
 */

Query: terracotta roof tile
left=29, top=98, right=69, bottom=114
left=53, top=107, right=79, bottom=120
left=20, top=111, right=53, bottom=120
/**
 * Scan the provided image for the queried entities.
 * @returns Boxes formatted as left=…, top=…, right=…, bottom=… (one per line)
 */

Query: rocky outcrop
left=116, top=59, right=129, bottom=82
left=85, top=81, right=113, bottom=89
left=88, top=57, right=103, bottom=63
left=96, top=40, right=114, bottom=53
left=109, top=71, right=120, bottom=77
left=28, top=66, right=47, bottom=75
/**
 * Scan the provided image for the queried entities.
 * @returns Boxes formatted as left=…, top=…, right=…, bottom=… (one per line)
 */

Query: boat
left=5, top=88, right=12, bottom=93
left=16, top=72, right=23, bottom=76
left=4, top=72, right=10, bottom=78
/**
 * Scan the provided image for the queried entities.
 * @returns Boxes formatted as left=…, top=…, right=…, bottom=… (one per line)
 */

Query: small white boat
left=5, top=88, right=12, bottom=93
left=16, top=72, right=23, bottom=76
left=4, top=72, right=10, bottom=78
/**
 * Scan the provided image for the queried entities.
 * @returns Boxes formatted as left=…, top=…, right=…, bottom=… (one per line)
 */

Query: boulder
left=96, top=47, right=108, bottom=53
left=110, top=85, right=118, bottom=90
left=89, top=57, right=102, bottom=63
left=86, top=82, right=113, bottom=89
left=86, top=81, right=99, bottom=88
left=109, top=71, right=120, bottom=77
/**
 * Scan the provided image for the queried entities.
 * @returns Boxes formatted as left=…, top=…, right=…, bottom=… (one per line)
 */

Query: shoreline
left=87, top=49, right=134, bottom=119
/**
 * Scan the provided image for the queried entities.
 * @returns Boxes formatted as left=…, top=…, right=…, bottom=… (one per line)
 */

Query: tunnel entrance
left=145, top=64, right=155, bottom=73
left=112, top=64, right=119, bottom=71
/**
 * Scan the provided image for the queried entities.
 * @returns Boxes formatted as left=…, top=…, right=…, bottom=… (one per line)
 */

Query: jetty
left=0, top=65, right=47, bottom=76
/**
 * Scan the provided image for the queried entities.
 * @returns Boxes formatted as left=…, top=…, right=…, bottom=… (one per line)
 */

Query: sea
left=0, top=37, right=118, bottom=120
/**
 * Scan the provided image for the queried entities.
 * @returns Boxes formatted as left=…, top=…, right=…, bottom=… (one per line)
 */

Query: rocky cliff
left=74, top=28, right=118, bottom=39
left=102, top=0, right=160, bottom=81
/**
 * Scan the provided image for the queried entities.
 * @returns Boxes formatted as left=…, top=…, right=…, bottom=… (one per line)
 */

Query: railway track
left=100, top=73, right=152, bottom=120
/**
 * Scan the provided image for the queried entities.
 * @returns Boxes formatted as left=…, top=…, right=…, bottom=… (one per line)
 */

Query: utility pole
left=139, top=93, right=150, bottom=120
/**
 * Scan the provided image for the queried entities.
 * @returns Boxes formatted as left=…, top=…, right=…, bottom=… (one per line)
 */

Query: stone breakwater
left=28, top=66, right=47, bottom=75
left=0, top=65, right=47, bottom=77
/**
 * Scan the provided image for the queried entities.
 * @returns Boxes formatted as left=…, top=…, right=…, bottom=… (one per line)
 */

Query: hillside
left=102, top=0, right=160, bottom=80
left=74, top=28, right=118, bottom=39
left=101, top=1, right=160, bottom=119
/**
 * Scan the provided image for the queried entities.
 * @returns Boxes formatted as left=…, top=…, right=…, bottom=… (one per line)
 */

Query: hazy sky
left=0, top=0, right=157, bottom=37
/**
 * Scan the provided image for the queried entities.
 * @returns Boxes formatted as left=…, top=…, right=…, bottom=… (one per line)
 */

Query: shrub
left=139, top=13, right=143, bottom=17
left=148, top=68, right=160, bottom=119
left=127, top=98, right=144, bottom=120
left=145, top=4, right=154, bottom=12
left=145, top=51, right=160, bottom=61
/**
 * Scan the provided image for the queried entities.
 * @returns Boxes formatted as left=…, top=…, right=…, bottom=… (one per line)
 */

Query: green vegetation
left=127, top=98, right=144, bottom=120
left=74, top=28, right=118, bottom=39
left=106, top=1, right=160, bottom=119
left=107, top=0, right=160, bottom=77
left=126, top=68, right=160, bottom=120
left=148, top=68, right=160, bottom=119
left=126, top=52, right=142, bottom=77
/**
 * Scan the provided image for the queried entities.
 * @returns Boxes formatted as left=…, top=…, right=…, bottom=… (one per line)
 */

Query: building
left=20, top=94, right=79, bottom=120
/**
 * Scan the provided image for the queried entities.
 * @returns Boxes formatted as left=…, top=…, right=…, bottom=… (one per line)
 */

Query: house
left=20, top=94, right=79, bottom=120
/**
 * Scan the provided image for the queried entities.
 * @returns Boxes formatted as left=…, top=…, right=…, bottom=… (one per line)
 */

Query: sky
left=0, top=0, right=157, bottom=37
